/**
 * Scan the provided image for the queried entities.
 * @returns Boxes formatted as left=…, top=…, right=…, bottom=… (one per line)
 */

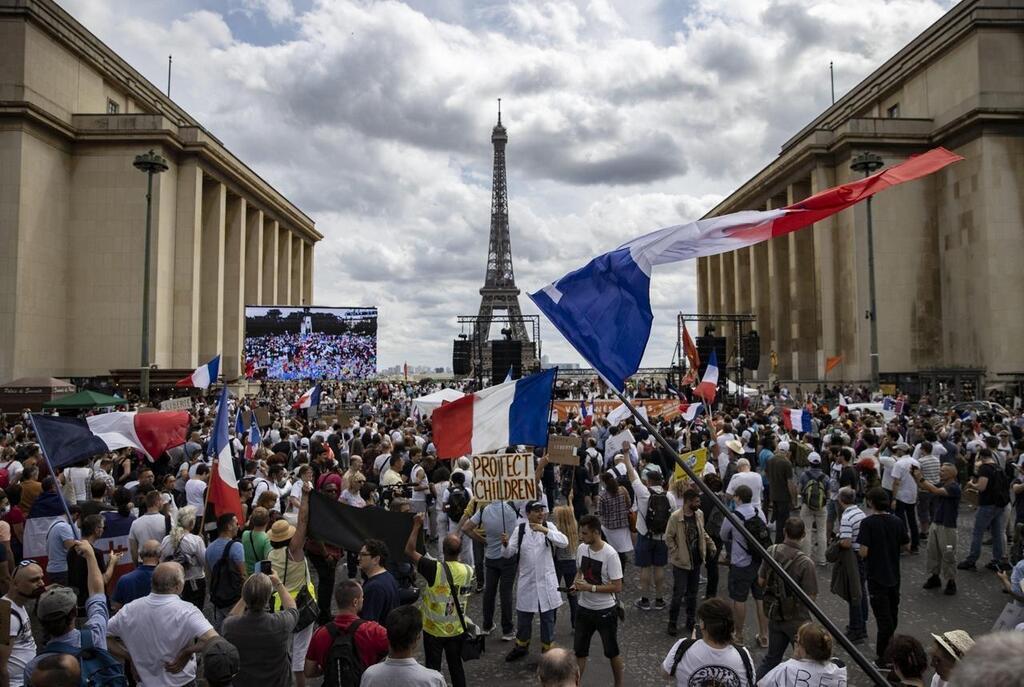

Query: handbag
left=441, top=560, right=485, bottom=661
left=283, top=555, right=320, bottom=632
left=991, top=601, right=1024, bottom=632
left=613, top=593, right=626, bottom=623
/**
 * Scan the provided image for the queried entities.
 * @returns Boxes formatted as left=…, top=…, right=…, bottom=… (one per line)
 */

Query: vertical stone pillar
left=767, top=194, right=792, bottom=379
left=303, top=242, right=313, bottom=305
left=750, top=241, right=771, bottom=378
left=262, top=218, right=279, bottom=304
left=811, top=163, right=838, bottom=380
left=244, top=207, right=263, bottom=307
left=291, top=235, right=303, bottom=305
left=788, top=179, right=817, bottom=381
left=277, top=226, right=292, bottom=305
left=172, top=160, right=203, bottom=367
left=697, top=257, right=709, bottom=314
left=199, top=177, right=226, bottom=365
left=222, top=194, right=246, bottom=380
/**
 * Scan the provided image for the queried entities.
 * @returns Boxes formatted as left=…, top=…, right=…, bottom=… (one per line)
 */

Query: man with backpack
left=661, top=598, right=755, bottom=686
left=798, top=452, right=830, bottom=566
left=222, top=572, right=301, bottom=687
left=720, top=484, right=770, bottom=648
left=24, top=542, right=123, bottom=687
left=205, top=513, right=246, bottom=632
left=755, top=517, right=817, bottom=678
left=619, top=457, right=672, bottom=611
left=502, top=500, right=568, bottom=661
left=304, top=579, right=388, bottom=687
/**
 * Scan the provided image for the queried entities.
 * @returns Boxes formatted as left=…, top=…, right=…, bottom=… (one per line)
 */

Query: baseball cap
left=203, top=638, right=240, bottom=684
left=807, top=451, right=822, bottom=465
left=36, top=586, right=78, bottom=621
left=524, top=500, right=546, bottom=512
left=643, top=464, right=663, bottom=480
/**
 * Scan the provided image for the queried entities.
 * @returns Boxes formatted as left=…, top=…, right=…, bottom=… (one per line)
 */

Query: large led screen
left=244, top=306, right=377, bottom=380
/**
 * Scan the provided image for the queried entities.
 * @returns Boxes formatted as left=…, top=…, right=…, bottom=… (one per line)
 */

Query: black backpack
left=322, top=620, right=366, bottom=687
left=446, top=486, right=470, bottom=521
left=669, top=638, right=754, bottom=686
left=208, top=540, right=242, bottom=608
left=644, top=491, right=671, bottom=536
left=738, top=509, right=772, bottom=562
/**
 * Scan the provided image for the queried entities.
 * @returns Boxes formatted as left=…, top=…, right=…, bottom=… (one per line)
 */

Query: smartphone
left=556, top=586, right=576, bottom=594
left=259, top=560, right=272, bottom=575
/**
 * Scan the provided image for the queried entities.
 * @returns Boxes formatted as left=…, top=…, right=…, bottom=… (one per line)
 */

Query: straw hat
left=726, top=439, right=744, bottom=455
left=931, top=630, right=974, bottom=661
left=268, top=519, right=296, bottom=543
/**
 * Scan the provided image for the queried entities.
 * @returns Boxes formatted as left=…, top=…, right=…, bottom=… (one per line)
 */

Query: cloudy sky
left=63, top=0, right=955, bottom=371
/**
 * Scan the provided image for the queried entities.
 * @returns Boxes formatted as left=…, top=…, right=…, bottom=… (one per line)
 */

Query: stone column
left=222, top=194, right=246, bottom=380
left=767, top=194, right=792, bottom=379
left=788, top=179, right=817, bottom=381
left=244, top=207, right=263, bottom=306
left=262, top=218, right=279, bottom=304
left=277, top=226, right=292, bottom=305
left=199, top=177, right=226, bottom=365
left=291, top=235, right=303, bottom=305
left=750, top=241, right=771, bottom=378
left=811, top=163, right=838, bottom=380
left=172, top=160, right=203, bottom=367
left=697, top=257, right=709, bottom=314
left=302, top=242, right=313, bottom=305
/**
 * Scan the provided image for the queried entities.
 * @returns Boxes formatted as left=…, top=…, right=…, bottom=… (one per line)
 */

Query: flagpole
left=29, top=414, right=81, bottom=539
left=608, top=390, right=888, bottom=686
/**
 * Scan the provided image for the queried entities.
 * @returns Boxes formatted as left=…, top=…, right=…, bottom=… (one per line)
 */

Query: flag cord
left=609, top=390, right=888, bottom=687
left=29, top=414, right=81, bottom=539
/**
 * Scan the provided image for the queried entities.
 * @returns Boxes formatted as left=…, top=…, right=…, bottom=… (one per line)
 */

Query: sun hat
left=726, top=439, right=744, bottom=455
left=931, top=630, right=975, bottom=661
left=268, top=518, right=296, bottom=543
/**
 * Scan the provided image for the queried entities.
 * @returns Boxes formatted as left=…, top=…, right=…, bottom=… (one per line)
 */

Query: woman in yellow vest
left=405, top=512, right=474, bottom=687
left=269, top=480, right=316, bottom=687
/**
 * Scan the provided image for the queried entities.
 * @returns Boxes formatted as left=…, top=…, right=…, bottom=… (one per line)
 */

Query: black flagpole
left=608, top=390, right=888, bottom=686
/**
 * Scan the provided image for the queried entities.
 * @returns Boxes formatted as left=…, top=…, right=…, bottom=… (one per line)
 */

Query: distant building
left=0, top=0, right=320, bottom=382
left=697, top=0, right=1024, bottom=399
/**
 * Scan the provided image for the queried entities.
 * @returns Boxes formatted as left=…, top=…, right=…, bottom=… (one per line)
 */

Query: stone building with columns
left=696, top=0, right=1024, bottom=398
left=0, top=0, right=320, bottom=384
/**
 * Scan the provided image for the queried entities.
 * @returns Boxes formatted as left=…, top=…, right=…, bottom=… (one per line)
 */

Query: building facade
left=696, top=0, right=1024, bottom=397
left=0, top=0, right=320, bottom=383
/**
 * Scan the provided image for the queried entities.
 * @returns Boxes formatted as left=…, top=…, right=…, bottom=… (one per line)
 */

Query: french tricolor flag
left=293, top=384, right=321, bottom=410
left=580, top=400, right=593, bottom=427
left=679, top=402, right=703, bottom=422
left=207, top=386, right=243, bottom=523
left=31, top=411, right=190, bottom=469
left=244, top=413, right=261, bottom=461
left=175, top=354, right=220, bottom=389
left=838, top=393, right=849, bottom=414
left=783, top=408, right=813, bottom=433
left=694, top=351, right=719, bottom=404
left=432, top=368, right=556, bottom=459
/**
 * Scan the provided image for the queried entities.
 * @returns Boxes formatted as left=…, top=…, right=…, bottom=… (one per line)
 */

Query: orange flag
left=825, top=355, right=843, bottom=373
left=682, top=323, right=700, bottom=384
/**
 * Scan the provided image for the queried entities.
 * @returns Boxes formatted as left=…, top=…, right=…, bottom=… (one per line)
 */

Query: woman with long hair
left=598, top=469, right=633, bottom=570
left=159, top=505, right=207, bottom=610
left=551, top=504, right=580, bottom=628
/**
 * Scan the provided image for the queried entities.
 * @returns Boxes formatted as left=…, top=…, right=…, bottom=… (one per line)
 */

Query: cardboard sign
left=605, top=429, right=636, bottom=459
left=160, top=396, right=193, bottom=412
left=547, top=434, right=581, bottom=465
left=672, top=447, right=709, bottom=482
left=470, top=453, right=536, bottom=502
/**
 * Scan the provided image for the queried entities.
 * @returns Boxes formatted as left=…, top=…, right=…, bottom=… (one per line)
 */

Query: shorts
left=291, top=623, right=313, bottom=672
left=634, top=534, right=668, bottom=567
left=573, top=606, right=620, bottom=659
left=728, top=562, right=764, bottom=602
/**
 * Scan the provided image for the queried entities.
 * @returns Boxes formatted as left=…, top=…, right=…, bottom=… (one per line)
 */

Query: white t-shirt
left=251, top=478, right=280, bottom=507
left=662, top=639, right=753, bottom=687
left=286, top=481, right=304, bottom=515
left=757, top=657, right=848, bottom=687
left=129, top=513, right=169, bottom=562
left=185, top=478, right=207, bottom=510
left=65, top=466, right=94, bottom=502
left=891, top=456, right=921, bottom=504
left=726, top=471, right=764, bottom=508
left=576, top=541, right=622, bottom=611
left=107, top=593, right=214, bottom=687
left=410, top=464, right=428, bottom=507
left=4, top=597, right=36, bottom=687
left=879, top=455, right=897, bottom=490
left=340, top=490, right=365, bottom=508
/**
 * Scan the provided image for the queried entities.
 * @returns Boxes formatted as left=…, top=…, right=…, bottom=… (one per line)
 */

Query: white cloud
left=59, top=0, right=956, bottom=370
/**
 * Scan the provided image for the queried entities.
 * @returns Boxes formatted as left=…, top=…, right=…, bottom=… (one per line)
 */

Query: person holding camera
left=221, top=572, right=297, bottom=687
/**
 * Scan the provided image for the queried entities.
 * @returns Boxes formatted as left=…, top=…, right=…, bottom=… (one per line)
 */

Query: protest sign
left=672, top=447, right=709, bottom=482
left=160, top=396, right=192, bottom=411
left=547, top=434, right=581, bottom=465
left=470, top=452, right=536, bottom=502
left=605, top=429, right=635, bottom=459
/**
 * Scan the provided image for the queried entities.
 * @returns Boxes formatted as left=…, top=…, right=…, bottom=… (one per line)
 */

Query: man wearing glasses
left=1, top=560, right=44, bottom=687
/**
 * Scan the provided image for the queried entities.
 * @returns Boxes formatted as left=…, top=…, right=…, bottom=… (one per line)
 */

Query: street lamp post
left=850, top=152, right=884, bottom=391
left=133, top=150, right=169, bottom=402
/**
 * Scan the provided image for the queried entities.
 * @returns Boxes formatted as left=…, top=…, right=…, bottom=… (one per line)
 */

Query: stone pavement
left=419, top=505, right=1009, bottom=686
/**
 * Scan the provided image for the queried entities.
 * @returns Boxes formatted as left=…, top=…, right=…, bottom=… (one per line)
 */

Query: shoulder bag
left=441, top=560, right=484, bottom=661
left=283, top=554, right=320, bottom=632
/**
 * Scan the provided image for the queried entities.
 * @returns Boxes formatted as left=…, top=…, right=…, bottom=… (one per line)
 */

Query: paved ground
left=403, top=505, right=1009, bottom=686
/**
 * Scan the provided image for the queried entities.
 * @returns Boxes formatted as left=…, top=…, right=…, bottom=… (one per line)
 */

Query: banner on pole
left=672, top=447, right=709, bottom=482
left=470, top=453, right=536, bottom=502
left=160, top=397, right=193, bottom=411
left=547, top=435, right=581, bottom=465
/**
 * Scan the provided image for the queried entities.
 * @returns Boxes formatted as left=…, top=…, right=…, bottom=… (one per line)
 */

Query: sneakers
left=483, top=625, right=496, bottom=635
left=666, top=623, right=678, bottom=637
left=653, top=598, right=666, bottom=611
left=923, top=575, right=942, bottom=590
left=944, top=580, right=957, bottom=596
left=956, top=560, right=977, bottom=571
left=634, top=598, right=652, bottom=611
left=505, top=645, right=529, bottom=662
left=501, top=632, right=516, bottom=642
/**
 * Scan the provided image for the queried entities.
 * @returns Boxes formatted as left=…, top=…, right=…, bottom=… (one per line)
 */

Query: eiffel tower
left=473, top=101, right=530, bottom=349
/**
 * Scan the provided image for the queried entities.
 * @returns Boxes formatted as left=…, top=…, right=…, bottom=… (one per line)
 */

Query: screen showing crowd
left=243, top=306, right=377, bottom=380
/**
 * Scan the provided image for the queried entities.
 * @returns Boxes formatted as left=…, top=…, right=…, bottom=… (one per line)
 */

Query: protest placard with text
left=547, top=434, right=581, bottom=465
left=470, top=452, right=536, bottom=502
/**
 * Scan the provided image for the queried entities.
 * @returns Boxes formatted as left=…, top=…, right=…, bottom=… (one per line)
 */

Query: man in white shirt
left=185, top=464, right=209, bottom=511
left=620, top=458, right=673, bottom=611
left=107, top=562, right=219, bottom=687
left=573, top=514, right=624, bottom=687
left=726, top=458, right=763, bottom=508
left=130, top=491, right=170, bottom=564
left=891, top=452, right=922, bottom=553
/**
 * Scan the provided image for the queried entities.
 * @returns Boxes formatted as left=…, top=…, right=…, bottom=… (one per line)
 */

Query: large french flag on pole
left=529, top=149, right=961, bottom=391
left=175, top=355, right=220, bottom=389
left=783, top=408, right=813, bottom=433
left=207, top=386, right=243, bottom=522
left=22, top=491, right=68, bottom=565
left=432, top=368, right=557, bottom=459
left=694, top=350, right=719, bottom=404
left=32, top=411, right=190, bottom=469
left=293, top=385, right=321, bottom=410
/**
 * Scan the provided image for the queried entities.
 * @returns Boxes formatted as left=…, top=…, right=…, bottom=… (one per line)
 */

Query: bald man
left=538, top=648, right=580, bottom=687
left=112, top=539, right=162, bottom=611
left=28, top=654, right=79, bottom=687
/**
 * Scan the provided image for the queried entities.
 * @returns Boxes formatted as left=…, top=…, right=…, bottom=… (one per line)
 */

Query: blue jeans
left=966, top=504, right=1007, bottom=564
left=556, top=558, right=578, bottom=628
left=516, top=608, right=557, bottom=647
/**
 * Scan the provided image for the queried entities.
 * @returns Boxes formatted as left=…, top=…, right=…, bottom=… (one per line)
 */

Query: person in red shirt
left=304, top=578, right=389, bottom=678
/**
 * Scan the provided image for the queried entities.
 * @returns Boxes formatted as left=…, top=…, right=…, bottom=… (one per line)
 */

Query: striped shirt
left=839, top=505, right=867, bottom=551
left=918, top=454, right=941, bottom=484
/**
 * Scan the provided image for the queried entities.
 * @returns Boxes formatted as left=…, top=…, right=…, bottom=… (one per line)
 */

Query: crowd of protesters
left=1, top=377, right=1024, bottom=686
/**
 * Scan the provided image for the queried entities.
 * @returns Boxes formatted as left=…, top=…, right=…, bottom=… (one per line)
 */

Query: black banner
left=307, top=491, right=424, bottom=564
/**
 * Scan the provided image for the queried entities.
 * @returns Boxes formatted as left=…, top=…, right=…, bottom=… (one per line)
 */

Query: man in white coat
left=502, top=500, right=568, bottom=661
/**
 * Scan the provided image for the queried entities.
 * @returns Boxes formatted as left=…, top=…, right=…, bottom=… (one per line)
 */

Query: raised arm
left=289, top=481, right=311, bottom=560
left=405, top=513, right=424, bottom=565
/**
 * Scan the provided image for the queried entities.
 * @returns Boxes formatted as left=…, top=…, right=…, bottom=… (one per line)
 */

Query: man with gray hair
left=537, top=647, right=580, bottom=686
left=107, top=562, right=218, bottom=687
left=222, top=572, right=297, bottom=687
left=950, top=631, right=1024, bottom=685
left=836, top=486, right=868, bottom=643
left=112, top=539, right=161, bottom=611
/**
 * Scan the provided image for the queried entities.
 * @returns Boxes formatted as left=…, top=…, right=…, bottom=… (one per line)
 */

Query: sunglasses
left=12, top=559, right=38, bottom=579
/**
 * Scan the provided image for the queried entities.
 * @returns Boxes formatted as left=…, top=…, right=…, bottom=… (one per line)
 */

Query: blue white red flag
left=245, top=413, right=261, bottom=461
left=293, top=385, right=321, bottom=410
left=22, top=491, right=68, bottom=566
left=694, top=351, right=719, bottom=404
left=580, top=400, right=593, bottom=427
left=783, top=408, right=813, bottom=433
left=32, top=411, right=189, bottom=469
left=529, top=149, right=962, bottom=390
left=207, top=386, right=243, bottom=522
left=679, top=402, right=703, bottom=423
left=175, top=354, right=220, bottom=389
left=432, top=368, right=556, bottom=458
left=838, top=394, right=849, bottom=414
